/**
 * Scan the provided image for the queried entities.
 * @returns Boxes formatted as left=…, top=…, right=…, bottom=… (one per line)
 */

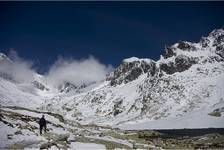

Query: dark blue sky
left=0, top=2, right=223, bottom=73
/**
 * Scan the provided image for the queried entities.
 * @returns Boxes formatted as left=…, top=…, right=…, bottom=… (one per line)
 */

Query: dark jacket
left=39, top=117, right=46, bottom=127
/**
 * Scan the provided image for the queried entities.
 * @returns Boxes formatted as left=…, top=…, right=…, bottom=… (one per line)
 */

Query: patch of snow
left=123, top=57, right=153, bottom=63
left=119, top=109, right=224, bottom=130
left=70, top=142, right=106, bottom=150
left=87, top=135, right=133, bottom=148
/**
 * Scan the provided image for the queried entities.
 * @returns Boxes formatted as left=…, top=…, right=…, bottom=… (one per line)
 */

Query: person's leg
left=44, top=125, right=46, bottom=133
left=40, top=126, right=43, bottom=135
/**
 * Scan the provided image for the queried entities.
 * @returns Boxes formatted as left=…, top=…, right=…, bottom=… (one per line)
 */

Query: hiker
left=38, top=115, right=47, bottom=135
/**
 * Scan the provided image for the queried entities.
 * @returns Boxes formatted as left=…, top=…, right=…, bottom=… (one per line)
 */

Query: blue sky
left=0, top=1, right=223, bottom=73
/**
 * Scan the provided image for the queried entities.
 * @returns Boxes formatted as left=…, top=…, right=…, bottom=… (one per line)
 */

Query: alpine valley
left=1, top=28, right=224, bottom=149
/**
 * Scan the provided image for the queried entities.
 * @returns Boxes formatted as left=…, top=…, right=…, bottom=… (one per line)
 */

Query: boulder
left=14, top=130, right=22, bottom=135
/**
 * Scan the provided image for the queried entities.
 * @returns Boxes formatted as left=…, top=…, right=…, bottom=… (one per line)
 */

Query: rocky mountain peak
left=159, top=28, right=224, bottom=75
left=208, top=28, right=224, bottom=40
left=57, top=81, right=90, bottom=93
left=107, top=28, right=224, bottom=85
left=58, top=81, right=78, bottom=93
left=211, top=29, right=224, bottom=58
left=0, top=52, right=12, bottom=63
left=107, top=57, right=156, bottom=86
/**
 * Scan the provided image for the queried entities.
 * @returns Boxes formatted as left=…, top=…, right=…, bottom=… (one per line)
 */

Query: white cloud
left=0, top=50, right=35, bottom=82
left=0, top=50, right=113, bottom=86
left=46, top=55, right=113, bottom=87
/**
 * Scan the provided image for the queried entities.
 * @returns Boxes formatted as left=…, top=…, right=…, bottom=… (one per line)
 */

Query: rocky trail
left=0, top=105, right=151, bottom=149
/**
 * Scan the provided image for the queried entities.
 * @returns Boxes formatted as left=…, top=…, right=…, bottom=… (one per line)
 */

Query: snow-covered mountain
left=1, top=28, right=224, bottom=129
